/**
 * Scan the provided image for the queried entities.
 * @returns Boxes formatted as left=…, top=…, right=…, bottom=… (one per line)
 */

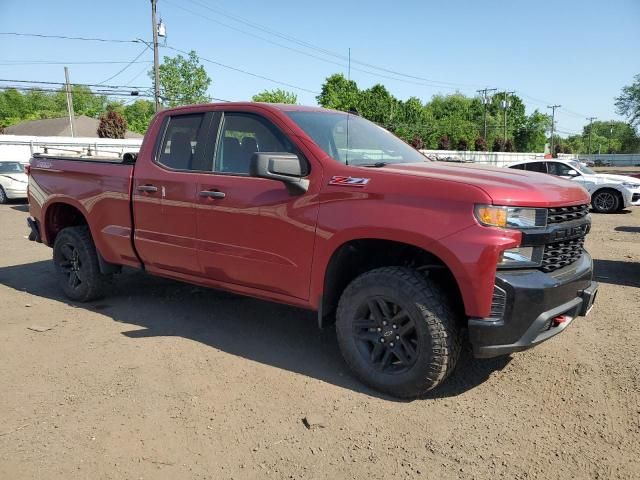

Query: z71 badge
left=328, top=176, right=370, bottom=187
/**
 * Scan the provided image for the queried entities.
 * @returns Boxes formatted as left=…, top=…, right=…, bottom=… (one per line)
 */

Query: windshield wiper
left=359, top=162, right=389, bottom=168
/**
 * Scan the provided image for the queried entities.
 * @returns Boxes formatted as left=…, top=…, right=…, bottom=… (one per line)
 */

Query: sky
left=1, top=0, right=639, bottom=135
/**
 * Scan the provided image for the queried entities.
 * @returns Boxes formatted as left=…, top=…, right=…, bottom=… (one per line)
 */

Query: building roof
left=4, top=115, right=143, bottom=138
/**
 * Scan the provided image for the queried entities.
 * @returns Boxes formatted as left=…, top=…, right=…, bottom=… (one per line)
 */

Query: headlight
left=622, top=182, right=639, bottom=189
left=474, top=205, right=547, bottom=229
left=498, top=246, right=544, bottom=268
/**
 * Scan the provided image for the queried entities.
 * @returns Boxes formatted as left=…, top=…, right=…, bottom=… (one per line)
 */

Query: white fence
left=420, top=149, right=640, bottom=167
left=0, top=135, right=143, bottom=164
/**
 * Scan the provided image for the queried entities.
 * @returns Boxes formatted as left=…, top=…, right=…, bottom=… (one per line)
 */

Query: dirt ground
left=0, top=200, right=638, bottom=480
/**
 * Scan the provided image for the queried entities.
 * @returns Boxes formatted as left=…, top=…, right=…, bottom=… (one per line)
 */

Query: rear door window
left=157, top=114, right=207, bottom=171
left=525, top=162, right=547, bottom=173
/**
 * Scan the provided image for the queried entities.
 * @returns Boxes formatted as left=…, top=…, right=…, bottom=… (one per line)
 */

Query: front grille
left=547, top=204, right=589, bottom=224
left=540, top=237, right=585, bottom=273
left=633, top=193, right=640, bottom=202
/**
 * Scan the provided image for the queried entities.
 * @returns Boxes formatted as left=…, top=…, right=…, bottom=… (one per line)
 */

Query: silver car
left=0, top=162, right=28, bottom=203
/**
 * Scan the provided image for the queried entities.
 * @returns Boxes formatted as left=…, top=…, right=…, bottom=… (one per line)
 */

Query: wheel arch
left=317, top=237, right=465, bottom=329
left=591, top=186, right=624, bottom=211
left=43, top=199, right=89, bottom=246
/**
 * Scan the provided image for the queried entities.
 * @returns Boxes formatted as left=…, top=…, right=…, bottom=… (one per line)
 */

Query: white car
left=507, top=159, right=640, bottom=213
left=0, top=162, right=28, bottom=203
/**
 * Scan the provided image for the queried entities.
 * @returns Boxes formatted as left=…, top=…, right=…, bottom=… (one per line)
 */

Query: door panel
left=196, top=110, right=320, bottom=300
left=133, top=112, right=214, bottom=276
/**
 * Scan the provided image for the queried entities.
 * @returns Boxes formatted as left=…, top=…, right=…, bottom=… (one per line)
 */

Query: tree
left=252, top=89, right=297, bottom=104
left=410, top=135, right=424, bottom=150
left=97, top=109, right=128, bottom=139
left=457, top=138, right=469, bottom=150
left=123, top=100, right=155, bottom=134
left=475, top=137, right=487, bottom=151
left=504, top=138, right=514, bottom=152
left=437, top=135, right=451, bottom=150
left=316, top=73, right=359, bottom=111
left=492, top=137, right=505, bottom=152
left=513, top=110, right=550, bottom=152
left=615, top=74, right=640, bottom=128
left=154, top=51, right=211, bottom=107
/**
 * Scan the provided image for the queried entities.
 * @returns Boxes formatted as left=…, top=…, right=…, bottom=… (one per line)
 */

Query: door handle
left=199, top=190, right=226, bottom=199
left=137, top=184, right=158, bottom=193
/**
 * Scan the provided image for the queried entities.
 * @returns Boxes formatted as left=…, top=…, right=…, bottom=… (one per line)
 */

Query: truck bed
left=28, top=154, right=140, bottom=268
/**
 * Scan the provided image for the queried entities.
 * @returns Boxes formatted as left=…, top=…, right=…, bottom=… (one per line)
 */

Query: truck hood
left=381, top=162, right=590, bottom=207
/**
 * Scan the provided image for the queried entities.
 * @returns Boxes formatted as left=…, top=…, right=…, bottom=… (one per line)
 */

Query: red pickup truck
left=26, top=103, right=598, bottom=398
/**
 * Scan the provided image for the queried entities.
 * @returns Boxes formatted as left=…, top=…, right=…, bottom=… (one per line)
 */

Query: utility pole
left=608, top=121, right=614, bottom=153
left=64, top=67, right=76, bottom=137
left=502, top=91, right=515, bottom=140
left=477, top=87, right=497, bottom=140
left=586, top=116, right=596, bottom=154
left=547, top=104, right=561, bottom=156
left=151, top=0, right=161, bottom=112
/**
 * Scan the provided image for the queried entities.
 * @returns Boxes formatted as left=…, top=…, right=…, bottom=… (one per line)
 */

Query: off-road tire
left=336, top=267, right=462, bottom=398
left=591, top=189, right=620, bottom=213
left=53, top=226, right=109, bottom=302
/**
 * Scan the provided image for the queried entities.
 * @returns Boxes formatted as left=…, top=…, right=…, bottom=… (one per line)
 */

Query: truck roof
left=159, top=102, right=339, bottom=115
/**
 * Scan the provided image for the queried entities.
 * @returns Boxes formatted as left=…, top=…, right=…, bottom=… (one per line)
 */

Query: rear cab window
left=157, top=113, right=209, bottom=171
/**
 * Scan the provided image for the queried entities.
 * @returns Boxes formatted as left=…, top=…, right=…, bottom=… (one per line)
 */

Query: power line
left=0, top=60, right=152, bottom=66
left=0, top=78, right=151, bottom=91
left=164, top=45, right=320, bottom=94
left=165, top=0, right=473, bottom=93
left=96, top=47, right=150, bottom=85
left=0, top=32, right=140, bottom=44
left=175, top=0, right=482, bottom=89
left=0, top=86, right=152, bottom=98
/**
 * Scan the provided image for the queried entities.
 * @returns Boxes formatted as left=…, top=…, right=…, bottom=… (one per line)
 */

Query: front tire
left=592, top=189, right=620, bottom=213
left=0, top=186, right=7, bottom=204
left=53, top=226, right=109, bottom=302
left=336, top=267, right=462, bottom=398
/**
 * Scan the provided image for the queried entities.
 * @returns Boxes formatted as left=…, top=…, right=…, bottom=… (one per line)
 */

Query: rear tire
left=0, top=186, right=7, bottom=204
left=53, top=226, right=109, bottom=302
left=336, top=267, right=462, bottom=398
left=591, top=189, right=620, bottom=213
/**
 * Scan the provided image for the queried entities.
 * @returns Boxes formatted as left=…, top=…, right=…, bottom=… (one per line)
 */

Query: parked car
left=25, top=103, right=598, bottom=398
left=0, top=161, right=28, bottom=203
left=508, top=159, right=640, bottom=213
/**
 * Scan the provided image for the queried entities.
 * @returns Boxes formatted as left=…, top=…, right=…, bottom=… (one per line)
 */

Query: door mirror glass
left=250, top=152, right=309, bottom=194
left=567, top=169, right=579, bottom=176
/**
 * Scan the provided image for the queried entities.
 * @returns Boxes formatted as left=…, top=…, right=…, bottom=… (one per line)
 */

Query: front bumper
left=469, top=253, right=597, bottom=358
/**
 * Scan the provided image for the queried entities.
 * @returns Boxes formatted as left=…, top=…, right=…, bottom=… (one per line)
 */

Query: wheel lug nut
left=380, top=338, right=385, bottom=343
left=390, top=342, right=395, bottom=347
left=382, top=321, right=387, bottom=326
left=393, top=324, right=397, bottom=329
left=396, top=335, right=400, bottom=340
left=377, top=327, right=382, bottom=332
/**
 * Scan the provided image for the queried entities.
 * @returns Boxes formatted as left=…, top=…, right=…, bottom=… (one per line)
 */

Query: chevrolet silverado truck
left=26, top=103, right=598, bottom=398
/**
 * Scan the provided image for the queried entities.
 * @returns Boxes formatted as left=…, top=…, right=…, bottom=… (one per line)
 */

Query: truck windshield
left=286, top=111, right=428, bottom=166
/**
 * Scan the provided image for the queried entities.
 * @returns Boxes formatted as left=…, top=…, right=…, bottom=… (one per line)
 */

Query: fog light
left=498, top=246, right=543, bottom=268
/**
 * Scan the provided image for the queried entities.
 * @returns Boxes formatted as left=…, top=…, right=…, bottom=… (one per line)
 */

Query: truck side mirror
left=250, top=152, right=309, bottom=194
